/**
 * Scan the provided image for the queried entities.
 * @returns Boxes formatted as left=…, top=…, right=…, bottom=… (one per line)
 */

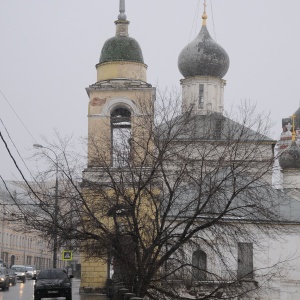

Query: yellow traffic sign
left=62, top=250, right=73, bottom=261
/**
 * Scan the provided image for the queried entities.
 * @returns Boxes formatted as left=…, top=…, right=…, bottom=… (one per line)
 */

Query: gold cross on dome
left=202, top=0, right=208, bottom=25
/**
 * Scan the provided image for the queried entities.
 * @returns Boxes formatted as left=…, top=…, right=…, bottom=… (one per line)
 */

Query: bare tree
left=3, top=92, right=295, bottom=299
left=0, top=133, right=84, bottom=268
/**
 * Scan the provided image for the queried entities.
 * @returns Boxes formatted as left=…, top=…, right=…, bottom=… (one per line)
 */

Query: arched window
left=111, top=107, right=132, bottom=167
left=192, top=250, right=207, bottom=281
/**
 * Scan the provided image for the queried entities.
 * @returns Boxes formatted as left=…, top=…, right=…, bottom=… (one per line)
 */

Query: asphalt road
left=0, top=278, right=104, bottom=300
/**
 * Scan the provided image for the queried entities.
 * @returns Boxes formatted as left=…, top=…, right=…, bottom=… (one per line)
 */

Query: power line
left=0, top=88, right=37, bottom=179
left=0, top=118, right=35, bottom=180
left=210, top=0, right=217, bottom=41
left=0, top=89, right=37, bottom=142
left=0, top=131, right=39, bottom=200
left=189, top=0, right=201, bottom=42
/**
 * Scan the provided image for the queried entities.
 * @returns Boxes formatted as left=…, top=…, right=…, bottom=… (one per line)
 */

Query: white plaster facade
left=181, top=76, right=226, bottom=115
left=169, top=221, right=300, bottom=299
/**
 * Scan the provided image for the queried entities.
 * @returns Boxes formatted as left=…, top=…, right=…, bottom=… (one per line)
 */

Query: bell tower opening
left=111, top=107, right=132, bottom=167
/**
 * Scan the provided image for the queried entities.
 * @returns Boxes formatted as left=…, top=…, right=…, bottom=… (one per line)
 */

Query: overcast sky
left=1, top=0, right=300, bottom=180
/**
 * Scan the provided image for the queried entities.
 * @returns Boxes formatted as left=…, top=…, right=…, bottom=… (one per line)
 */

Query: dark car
left=7, top=269, right=16, bottom=286
left=33, top=268, right=72, bottom=300
left=0, top=267, right=10, bottom=291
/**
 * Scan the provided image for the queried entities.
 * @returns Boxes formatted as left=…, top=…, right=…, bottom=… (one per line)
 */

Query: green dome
left=99, top=36, right=144, bottom=64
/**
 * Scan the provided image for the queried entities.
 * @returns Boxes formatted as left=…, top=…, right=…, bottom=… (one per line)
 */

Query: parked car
left=0, top=267, right=10, bottom=290
left=26, top=265, right=37, bottom=276
left=7, top=269, right=16, bottom=286
left=33, top=268, right=72, bottom=300
left=25, top=266, right=34, bottom=279
left=11, top=265, right=26, bottom=283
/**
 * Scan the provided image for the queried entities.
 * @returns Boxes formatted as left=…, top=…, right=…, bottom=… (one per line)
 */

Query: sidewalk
left=72, top=278, right=107, bottom=300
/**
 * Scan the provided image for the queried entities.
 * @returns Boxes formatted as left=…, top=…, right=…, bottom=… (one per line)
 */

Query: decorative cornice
left=180, top=76, right=226, bottom=85
left=96, top=60, right=148, bottom=69
left=87, top=79, right=152, bottom=91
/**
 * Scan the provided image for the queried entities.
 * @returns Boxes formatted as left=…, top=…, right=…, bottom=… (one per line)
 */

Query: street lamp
left=33, top=144, right=59, bottom=268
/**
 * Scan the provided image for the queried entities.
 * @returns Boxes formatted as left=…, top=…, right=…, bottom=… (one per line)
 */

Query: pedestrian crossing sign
left=62, top=250, right=73, bottom=261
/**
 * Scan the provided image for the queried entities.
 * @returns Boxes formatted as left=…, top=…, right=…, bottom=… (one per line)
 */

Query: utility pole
left=33, top=144, right=59, bottom=268
left=53, top=166, right=58, bottom=268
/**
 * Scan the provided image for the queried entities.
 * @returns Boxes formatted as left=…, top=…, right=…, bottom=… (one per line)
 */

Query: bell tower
left=86, top=0, right=155, bottom=169
left=81, top=0, right=155, bottom=293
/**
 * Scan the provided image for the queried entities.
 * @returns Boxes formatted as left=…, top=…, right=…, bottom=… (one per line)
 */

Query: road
left=0, top=278, right=104, bottom=300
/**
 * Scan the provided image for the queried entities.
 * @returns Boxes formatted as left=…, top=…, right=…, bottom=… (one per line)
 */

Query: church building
left=80, top=1, right=300, bottom=299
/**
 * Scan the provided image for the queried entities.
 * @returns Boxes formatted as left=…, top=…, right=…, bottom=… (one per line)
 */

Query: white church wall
left=169, top=222, right=300, bottom=299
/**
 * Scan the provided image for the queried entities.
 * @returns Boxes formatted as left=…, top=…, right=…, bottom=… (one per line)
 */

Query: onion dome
left=99, top=0, right=144, bottom=64
left=178, top=9, right=229, bottom=79
left=100, top=36, right=144, bottom=64
left=279, top=141, right=300, bottom=169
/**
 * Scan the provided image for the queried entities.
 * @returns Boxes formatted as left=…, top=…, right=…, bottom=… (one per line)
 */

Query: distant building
left=0, top=181, right=81, bottom=272
left=0, top=182, right=53, bottom=269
